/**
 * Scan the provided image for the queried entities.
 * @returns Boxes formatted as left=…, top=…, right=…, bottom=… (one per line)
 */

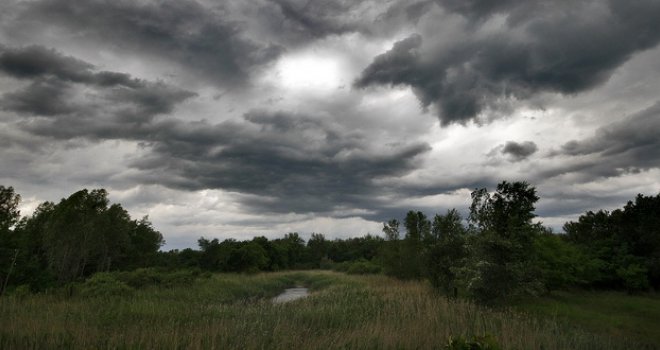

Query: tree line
left=1, top=182, right=659, bottom=304
left=0, top=185, right=384, bottom=292
left=379, top=181, right=660, bottom=303
left=158, top=233, right=383, bottom=274
left=0, top=187, right=163, bottom=292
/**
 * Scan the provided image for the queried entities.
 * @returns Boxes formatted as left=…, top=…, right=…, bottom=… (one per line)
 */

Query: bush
left=113, top=268, right=206, bottom=289
left=346, top=259, right=382, bottom=275
left=80, top=273, right=134, bottom=297
left=319, top=256, right=334, bottom=270
left=330, top=259, right=382, bottom=275
left=9, top=284, right=32, bottom=298
left=116, top=268, right=163, bottom=288
left=159, top=269, right=200, bottom=287
left=617, top=263, right=650, bottom=292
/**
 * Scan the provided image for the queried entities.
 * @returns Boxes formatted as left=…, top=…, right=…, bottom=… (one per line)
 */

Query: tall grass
left=0, top=271, right=655, bottom=349
left=515, top=290, right=660, bottom=346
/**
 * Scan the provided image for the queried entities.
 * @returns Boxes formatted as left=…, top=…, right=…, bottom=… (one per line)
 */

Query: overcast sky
left=1, top=0, right=659, bottom=249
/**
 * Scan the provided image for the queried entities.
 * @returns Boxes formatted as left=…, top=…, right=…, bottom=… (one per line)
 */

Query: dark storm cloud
left=500, top=141, right=538, bottom=161
left=13, top=0, right=283, bottom=87
left=355, top=0, right=660, bottom=125
left=266, top=0, right=366, bottom=39
left=554, top=101, right=660, bottom=177
left=433, top=0, right=540, bottom=23
left=0, top=44, right=431, bottom=215
left=1, top=79, right=74, bottom=116
left=0, top=46, right=195, bottom=137
left=0, top=45, right=156, bottom=91
left=0, top=45, right=94, bottom=82
left=126, top=111, right=431, bottom=214
left=19, top=106, right=431, bottom=215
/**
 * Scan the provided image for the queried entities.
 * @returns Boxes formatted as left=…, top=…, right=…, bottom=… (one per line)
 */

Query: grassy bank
left=515, top=290, right=660, bottom=346
left=1, top=271, right=657, bottom=349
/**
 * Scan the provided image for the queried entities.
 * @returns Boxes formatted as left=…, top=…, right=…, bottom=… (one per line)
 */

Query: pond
left=272, top=287, right=309, bottom=304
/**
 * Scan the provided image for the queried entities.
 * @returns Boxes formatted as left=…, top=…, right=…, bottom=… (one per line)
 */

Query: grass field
left=515, top=290, right=660, bottom=346
left=1, top=271, right=658, bottom=349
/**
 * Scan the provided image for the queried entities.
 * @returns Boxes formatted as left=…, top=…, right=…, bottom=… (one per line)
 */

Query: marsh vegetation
left=2, top=271, right=658, bottom=349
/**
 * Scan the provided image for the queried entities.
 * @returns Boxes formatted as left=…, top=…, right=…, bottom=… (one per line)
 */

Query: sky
left=1, top=0, right=659, bottom=249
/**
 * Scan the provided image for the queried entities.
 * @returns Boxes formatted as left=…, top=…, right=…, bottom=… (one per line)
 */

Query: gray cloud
left=266, top=0, right=367, bottom=39
left=555, top=101, right=660, bottom=177
left=501, top=141, right=538, bottom=161
left=0, top=45, right=431, bottom=215
left=126, top=111, right=431, bottom=214
left=17, top=106, right=431, bottom=215
left=0, top=45, right=94, bottom=82
left=241, top=0, right=430, bottom=48
left=1, top=78, right=74, bottom=116
left=0, top=45, right=196, bottom=124
left=355, top=0, right=660, bottom=125
left=12, top=0, right=283, bottom=87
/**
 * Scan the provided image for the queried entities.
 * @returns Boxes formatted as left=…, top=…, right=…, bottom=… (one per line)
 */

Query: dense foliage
left=156, top=233, right=384, bottom=274
left=379, top=182, right=660, bottom=303
left=1, top=186, right=164, bottom=292
left=1, top=183, right=659, bottom=304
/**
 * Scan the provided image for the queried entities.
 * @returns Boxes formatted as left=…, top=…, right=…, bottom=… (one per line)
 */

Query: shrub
left=346, top=259, right=382, bottom=275
left=617, top=263, right=650, bottom=292
left=332, top=261, right=351, bottom=272
left=116, top=268, right=163, bottom=288
left=80, top=273, right=134, bottom=297
left=10, top=284, right=32, bottom=298
left=112, top=268, right=206, bottom=289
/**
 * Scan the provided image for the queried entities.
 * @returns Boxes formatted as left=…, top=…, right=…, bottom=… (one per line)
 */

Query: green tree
left=42, top=189, right=111, bottom=282
left=532, top=230, right=595, bottom=290
left=228, top=242, right=269, bottom=273
left=403, top=211, right=430, bottom=279
left=281, top=232, right=305, bottom=268
left=0, top=186, right=22, bottom=293
left=125, top=216, right=164, bottom=268
left=198, top=238, right=224, bottom=271
left=9, top=202, right=56, bottom=290
left=380, top=219, right=404, bottom=277
left=427, top=209, right=466, bottom=295
left=38, top=189, right=159, bottom=282
left=307, top=233, right=328, bottom=268
left=2, top=186, right=164, bottom=288
left=0, top=185, right=20, bottom=231
left=618, top=194, right=660, bottom=289
left=464, top=181, right=543, bottom=304
left=564, top=193, right=660, bottom=291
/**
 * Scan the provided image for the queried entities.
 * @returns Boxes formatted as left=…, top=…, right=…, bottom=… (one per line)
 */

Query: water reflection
left=272, top=287, right=309, bottom=304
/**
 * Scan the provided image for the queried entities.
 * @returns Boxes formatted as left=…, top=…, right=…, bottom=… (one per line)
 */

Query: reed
left=0, top=271, right=655, bottom=349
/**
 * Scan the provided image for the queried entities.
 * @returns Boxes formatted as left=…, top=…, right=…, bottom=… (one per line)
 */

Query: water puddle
left=272, top=287, right=309, bottom=304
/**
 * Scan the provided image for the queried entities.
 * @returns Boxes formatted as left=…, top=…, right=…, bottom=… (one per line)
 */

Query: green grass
left=1, top=271, right=658, bottom=349
left=515, top=290, right=660, bottom=346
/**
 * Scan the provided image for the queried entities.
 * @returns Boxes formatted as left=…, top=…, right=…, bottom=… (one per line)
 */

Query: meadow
left=1, top=271, right=658, bottom=349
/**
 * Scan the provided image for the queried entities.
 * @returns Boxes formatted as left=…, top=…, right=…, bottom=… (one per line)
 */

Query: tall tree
left=427, top=209, right=466, bottom=295
left=307, top=233, right=328, bottom=267
left=380, top=219, right=404, bottom=277
left=42, top=189, right=110, bottom=282
left=464, top=181, right=543, bottom=303
left=0, top=185, right=20, bottom=232
left=403, top=211, right=430, bottom=279
left=564, top=193, right=660, bottom=291
left=125, top=216, right=164, bottom=268
left=0, top=186, right=22, bottom=293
